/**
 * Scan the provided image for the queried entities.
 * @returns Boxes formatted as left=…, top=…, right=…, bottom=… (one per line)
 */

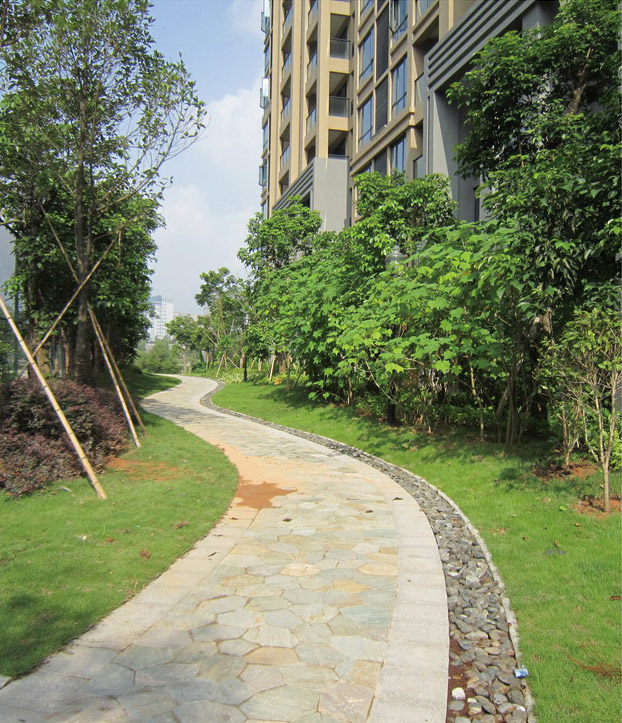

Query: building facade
left=148, top=295, right=175, bottom=341
left=260, top=0, right=558, bottom=228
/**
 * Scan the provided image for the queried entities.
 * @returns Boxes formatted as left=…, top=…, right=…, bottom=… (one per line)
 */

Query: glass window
left=392, top=58, right=407, bottom=115
left=413, top=154, right=425, bottom=178
left=375, top=78, right=388, bottom=133
left=391, top=0, right=408, bottom=40
left=262, top=122, right=269, bottom=149
left=359, top=96, right=373, bottom=146
left=361, top=0, right=373, bottom=17
left=392, top=135, right=406, bottom=173
left=360, top=28, right=374, bottom=81
left=374, top=151, right=387, bottom=175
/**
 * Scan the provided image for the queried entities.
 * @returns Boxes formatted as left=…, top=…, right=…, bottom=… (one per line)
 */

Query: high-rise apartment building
left=259, top=0, right=558, bottom=228
left=148, top=295, right=174, bottom=341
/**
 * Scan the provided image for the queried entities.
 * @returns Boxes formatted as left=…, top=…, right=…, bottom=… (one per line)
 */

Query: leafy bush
left=0, top=379, right=127, bottom=494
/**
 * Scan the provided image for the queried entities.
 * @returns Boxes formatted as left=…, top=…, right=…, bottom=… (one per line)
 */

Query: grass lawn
left=213, top=381, right=621, bottom=723
left=0, top=373, right=238, bottom=678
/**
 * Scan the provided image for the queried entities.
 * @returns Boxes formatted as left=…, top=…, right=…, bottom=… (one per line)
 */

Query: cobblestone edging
left=201, top=383, right=536, bottom=723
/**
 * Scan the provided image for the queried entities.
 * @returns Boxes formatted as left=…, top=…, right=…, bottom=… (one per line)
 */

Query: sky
left=148, top=0, right=264, bottom=314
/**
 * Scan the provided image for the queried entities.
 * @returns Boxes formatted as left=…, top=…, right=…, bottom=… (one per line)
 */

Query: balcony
left=361, top=0, right=373, bottom=17
left=306, top=107, right=317, bottom=135
left=283, top=53, right=292, bottom=76
left=307, top=52, right=317, bottom=74
left=330, top=38, right=350, bottom=60
left=280, top=146, right=291, bottom=168
left=281, top=98, right=291, bottom=123
left=308, top=0, right=317, bottom=21
left=329, top=96, right=349, bottom=117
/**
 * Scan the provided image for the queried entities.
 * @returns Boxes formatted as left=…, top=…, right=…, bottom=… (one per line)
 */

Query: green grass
left=0, top=372, right=237, bottom=677
left=213, top=382, right=621, bottom=723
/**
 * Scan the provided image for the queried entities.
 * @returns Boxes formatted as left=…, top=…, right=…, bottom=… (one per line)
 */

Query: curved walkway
left=0, top=376, right=448, bottom=723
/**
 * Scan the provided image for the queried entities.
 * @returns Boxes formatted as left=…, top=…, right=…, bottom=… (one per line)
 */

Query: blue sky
left=149, top=0, right=264, bottom=313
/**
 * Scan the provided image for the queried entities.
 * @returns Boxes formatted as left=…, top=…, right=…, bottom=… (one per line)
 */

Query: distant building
left=0, top=227, right=14, bottom=298
left=148, top=295, right=174, bottom=341
left=260, top=0, right=559, bottom=226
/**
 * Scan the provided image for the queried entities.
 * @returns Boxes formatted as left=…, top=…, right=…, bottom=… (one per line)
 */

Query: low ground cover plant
left=0, top=379, right=127, bottom=495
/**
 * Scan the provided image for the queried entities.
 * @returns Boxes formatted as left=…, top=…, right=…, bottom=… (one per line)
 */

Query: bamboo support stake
left=0, top=294, right=107, bottom=500
left=89, top=310, right=146, bottom=434
left=88, top=308, right=141, bottom=448
left=38, top=211, right=146, bottom=439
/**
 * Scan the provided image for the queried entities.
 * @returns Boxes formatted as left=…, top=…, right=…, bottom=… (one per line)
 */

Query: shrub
left=0, top=379, right=127, bottom=494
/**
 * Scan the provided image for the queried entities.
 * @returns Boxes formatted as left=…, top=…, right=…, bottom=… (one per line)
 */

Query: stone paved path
left=0, top=376, right=448, bottom=723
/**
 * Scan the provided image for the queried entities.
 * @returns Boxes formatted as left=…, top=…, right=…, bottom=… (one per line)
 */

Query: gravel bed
left=201, top=384, right=536, bottom=723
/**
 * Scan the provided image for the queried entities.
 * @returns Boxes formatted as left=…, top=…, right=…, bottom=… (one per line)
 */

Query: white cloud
left=228, top=0, right=263, bottom=38
left=150, top=82, right=262, bottom=313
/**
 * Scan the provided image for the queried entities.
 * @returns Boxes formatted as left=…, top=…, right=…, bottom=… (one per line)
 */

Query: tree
left=238, top=198, right=322, bottom=278
left=166, top=316, right=200, bottom=374
left=539, top=299, right=621, bottom=511
left=0, top=0, right=204, bottom=380
left=195, top=268, right=247, bottom=369
left=448, top=0, right=620, bottom=326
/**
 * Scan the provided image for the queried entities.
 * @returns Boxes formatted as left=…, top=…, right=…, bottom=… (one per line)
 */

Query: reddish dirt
left=533, top=460, right=598, bottom=482
left=572, top=495, right=621, bottom=518
left=235, top=477, right=293, bottom=510
left=106, top=457, right=180, bottom=481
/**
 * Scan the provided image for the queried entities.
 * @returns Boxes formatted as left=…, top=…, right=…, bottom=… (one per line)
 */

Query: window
left=374, top=151, right=387, bottom=175
left=375, top=78, right=388, bottom=134
left=392, top=58, right=407, bottom=115
left=392, top=135, right=406, bottom=173
left=360, top=28, right=374, bottom=81
left=264, top=43, right=270, bottom=73
left=391, top=0, right=408, bottom=40
left=376, top=7, right=389, bottom=79
left=413, top=154, right=425, bottom=178
left=361, top=0, right=373, bottom=17
left=359, top=96, right=373, bottom=146
left=262, top=122, right=269, bottom=150
left=259, top=161, right=268, bottom=187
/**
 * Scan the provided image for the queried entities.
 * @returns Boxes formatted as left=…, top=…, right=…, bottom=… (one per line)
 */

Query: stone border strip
left=201, top=382, right=537, bottom=723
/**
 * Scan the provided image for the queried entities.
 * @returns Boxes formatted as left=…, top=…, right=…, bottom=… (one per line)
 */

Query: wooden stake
left=0, top=294, right=107, bottom=500
left=88, top=308, right=141, bottom=448
left=88, top=311, right=146, bottom=434
left=38, top=211, right=146, bottom=440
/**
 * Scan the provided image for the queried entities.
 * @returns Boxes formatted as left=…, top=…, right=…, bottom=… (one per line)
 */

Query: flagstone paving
left=0, top=376, right=448, bottom=722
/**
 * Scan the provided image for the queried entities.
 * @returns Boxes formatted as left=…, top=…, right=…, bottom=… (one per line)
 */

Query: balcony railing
left=307, top=52, right=317, bottom=74
left=281, top=146, right=290, bottom=167
left=283, top=53, right=292, bottom=76
left=281, top=98, right=291, bottom=122
left=330, top=38, right=350, bottom=59
left=306, top=107, right=317, bottom=134
left=308, top=0, right=318, bottom=20
left=329, top=96, right=349, bottom=117
left=361, top=0, right=373, bottom=16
